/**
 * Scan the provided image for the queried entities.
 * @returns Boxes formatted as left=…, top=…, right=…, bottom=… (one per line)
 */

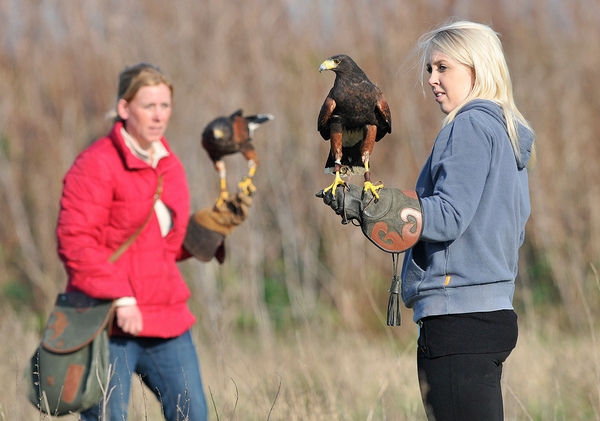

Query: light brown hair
left=114, top=63, right=173, bottom=123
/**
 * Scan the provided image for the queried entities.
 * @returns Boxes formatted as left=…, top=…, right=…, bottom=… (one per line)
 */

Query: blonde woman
left=318, top=20, right=534, bottom=420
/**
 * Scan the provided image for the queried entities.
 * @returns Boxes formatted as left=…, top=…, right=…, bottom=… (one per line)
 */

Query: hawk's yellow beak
left=319, top=59, right=337, bottom=73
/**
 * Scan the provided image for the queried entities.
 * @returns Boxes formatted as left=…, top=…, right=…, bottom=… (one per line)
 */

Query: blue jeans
left=80, top=330, right=208, bottom=421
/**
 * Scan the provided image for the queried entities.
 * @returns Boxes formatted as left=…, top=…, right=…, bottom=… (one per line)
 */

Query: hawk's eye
left=334, top=59, right=340, bottom=65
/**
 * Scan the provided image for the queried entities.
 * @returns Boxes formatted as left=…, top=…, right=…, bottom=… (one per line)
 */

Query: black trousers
left=416, top=311, right=518, bottom=421
left=418, top=350, right=511, bottom=421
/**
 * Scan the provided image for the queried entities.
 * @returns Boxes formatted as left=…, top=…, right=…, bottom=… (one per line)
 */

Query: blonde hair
left=112, top=63, right=174, bottom=123
left=416, top=20, right=535, bottom=167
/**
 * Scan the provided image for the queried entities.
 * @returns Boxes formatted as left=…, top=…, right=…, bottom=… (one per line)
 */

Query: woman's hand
left=116, top=304, right=143, bottom=336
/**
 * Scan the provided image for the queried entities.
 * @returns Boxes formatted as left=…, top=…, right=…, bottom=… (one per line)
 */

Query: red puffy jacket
left=57, top=122, right=195, bottom=338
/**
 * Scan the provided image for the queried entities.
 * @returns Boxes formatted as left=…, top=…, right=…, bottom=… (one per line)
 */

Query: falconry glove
left=316, top=183, right=365, bottom=224
left=184, top=190, right=253, bottom=263
left=317, top=183, right=423, bottom=253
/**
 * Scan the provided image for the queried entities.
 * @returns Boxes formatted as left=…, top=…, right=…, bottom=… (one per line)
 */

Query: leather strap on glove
left=184, top=191, right=253, bottom=263
left=316, top=183, right=423, bottom=253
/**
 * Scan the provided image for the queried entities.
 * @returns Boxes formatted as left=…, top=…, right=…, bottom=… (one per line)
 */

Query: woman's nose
left=428, top=72, right=437, bottom=86
left=154, top=109, right=165, bottom=121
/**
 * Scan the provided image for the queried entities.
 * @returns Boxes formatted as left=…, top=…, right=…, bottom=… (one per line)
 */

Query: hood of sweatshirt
left=460, top=99, right=534, bottom=170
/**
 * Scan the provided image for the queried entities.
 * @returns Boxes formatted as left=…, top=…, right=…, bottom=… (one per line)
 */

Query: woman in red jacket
left=57, top=63, right=207, bottom=420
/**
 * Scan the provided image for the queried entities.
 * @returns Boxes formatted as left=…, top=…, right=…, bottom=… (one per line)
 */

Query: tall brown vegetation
left=3, top=1, right=600, bottom=419
left=0, top=0, right=598, bottom=330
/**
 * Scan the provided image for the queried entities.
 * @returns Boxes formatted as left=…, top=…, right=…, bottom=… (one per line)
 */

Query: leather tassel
left=386, top=253, right=402, bottom=326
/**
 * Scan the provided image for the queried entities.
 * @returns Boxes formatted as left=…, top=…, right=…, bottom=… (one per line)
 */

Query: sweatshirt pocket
left=402, top=257, right=426, bottom=303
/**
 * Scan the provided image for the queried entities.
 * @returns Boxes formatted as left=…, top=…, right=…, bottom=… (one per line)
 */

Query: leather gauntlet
left=317, top=184, right=423, bottom=253
left=184, top=191, right=253, bottom=263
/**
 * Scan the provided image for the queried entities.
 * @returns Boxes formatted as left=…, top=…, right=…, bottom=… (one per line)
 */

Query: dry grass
left=5, top=303, right=600, bottom=421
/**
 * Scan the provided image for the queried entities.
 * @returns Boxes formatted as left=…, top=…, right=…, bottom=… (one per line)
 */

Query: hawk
left=318, top=54, right=392, bottom=198
left=202, top=109, right=273, bottom=205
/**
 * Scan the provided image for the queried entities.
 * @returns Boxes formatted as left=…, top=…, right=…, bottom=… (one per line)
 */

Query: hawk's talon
left=323, top=172, right=346, bottom=197
left=215, top=190, right=230, bottom=207
left=363, top=181, right=383, bottom=199
left=238, top=176, right=257, bottom=195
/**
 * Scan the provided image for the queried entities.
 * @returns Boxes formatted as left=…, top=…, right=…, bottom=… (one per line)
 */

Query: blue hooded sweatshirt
left=401, top=99, right=534, bottom=322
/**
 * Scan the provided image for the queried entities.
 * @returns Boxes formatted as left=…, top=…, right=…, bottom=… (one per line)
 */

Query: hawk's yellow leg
left=237, top=162, right=257, bottom=195
left=215, top=177, right=230, bottom=207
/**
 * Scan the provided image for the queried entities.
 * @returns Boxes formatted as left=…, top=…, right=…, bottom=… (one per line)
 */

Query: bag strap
left=108, top=174, right=164, bottom=263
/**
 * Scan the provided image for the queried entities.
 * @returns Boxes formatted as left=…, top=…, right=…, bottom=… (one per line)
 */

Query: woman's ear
left=116, top=98, right=129, bottom=121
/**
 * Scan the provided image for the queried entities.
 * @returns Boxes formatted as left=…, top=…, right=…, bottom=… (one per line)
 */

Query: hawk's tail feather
left=323, top=164, right=366, bottom=178
left=247, top=114, right=274, bottom=136
left=324, top=141, right=367, bottom=177
left=247, top=114, right=274, bottom=126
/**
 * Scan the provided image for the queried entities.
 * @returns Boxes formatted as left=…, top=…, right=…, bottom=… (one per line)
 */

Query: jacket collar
left=120, top=127, right=169, bottom=168
left=109, top=121, right=172, bottom=170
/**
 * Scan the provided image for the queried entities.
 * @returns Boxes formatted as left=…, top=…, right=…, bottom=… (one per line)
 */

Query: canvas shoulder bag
left=26, top=175, right=163, bottom=415
left=26, top=293, right=115, bottom=415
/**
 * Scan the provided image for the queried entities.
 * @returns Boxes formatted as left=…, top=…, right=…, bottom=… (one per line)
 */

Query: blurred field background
left=1, top=0, right=600, bottom=419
